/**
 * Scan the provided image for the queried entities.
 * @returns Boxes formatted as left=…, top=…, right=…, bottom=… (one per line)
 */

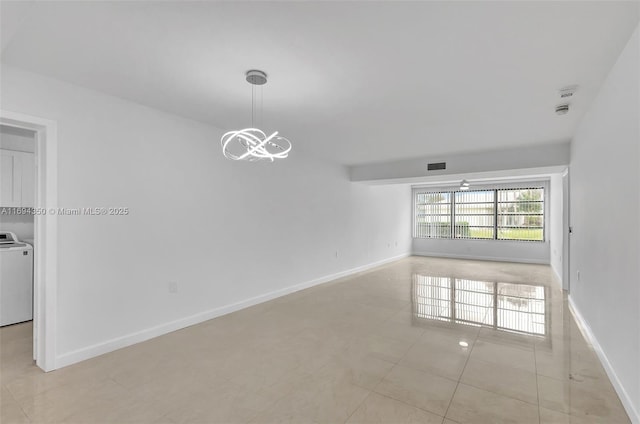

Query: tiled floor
left=0, top=257, right=631, bottom=423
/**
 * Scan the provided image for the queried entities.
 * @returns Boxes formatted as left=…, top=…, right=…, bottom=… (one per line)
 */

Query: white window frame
left=412, top=180, right=549, bottom=242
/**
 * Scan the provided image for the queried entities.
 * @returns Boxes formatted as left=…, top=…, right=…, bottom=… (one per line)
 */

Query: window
left=414, top=186, right=544, bottom=241
left=454, top=190, right=494, bottom=239
left=497, top=188, right=544, bottom=241
left=415, top=192, right=451, bottom=239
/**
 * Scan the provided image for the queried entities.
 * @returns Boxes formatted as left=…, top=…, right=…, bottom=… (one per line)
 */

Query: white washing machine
left=0, top=231, right=33, bottom=326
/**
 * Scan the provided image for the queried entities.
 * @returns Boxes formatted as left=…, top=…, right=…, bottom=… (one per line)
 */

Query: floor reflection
left=412, top=274, right=548, bottom=337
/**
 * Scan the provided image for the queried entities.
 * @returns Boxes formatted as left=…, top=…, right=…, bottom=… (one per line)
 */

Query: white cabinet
left=0, top=150, right=35, bottom=207
left=20, top=152, right=35, bottom=208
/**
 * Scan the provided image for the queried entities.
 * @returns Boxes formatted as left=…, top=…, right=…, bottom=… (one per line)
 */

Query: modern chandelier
left=221, top=70, right=292, bottom=162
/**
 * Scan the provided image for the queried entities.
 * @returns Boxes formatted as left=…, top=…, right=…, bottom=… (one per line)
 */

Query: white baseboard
left=412, top=251, right=549, bottom=265
left=568, top=296, right=639, bottom=424
left=55, top=252, right=411, bottom=369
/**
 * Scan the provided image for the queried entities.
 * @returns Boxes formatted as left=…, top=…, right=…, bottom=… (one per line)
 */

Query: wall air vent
left=427, top=162, right=446, bottom=171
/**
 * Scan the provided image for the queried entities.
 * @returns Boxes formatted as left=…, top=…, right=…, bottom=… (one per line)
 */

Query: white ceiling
left=1, top=1, right=638, bottom=166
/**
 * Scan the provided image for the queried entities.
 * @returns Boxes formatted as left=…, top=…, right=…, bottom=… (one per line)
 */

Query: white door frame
left=562, top=168, right=570, bottom=291
left=1, top=109, right=58, bottom=372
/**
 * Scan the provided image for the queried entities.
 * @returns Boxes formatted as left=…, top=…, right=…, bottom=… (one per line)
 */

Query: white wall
left=569, top=24, right=639, bottom=422
left=413, top=237, right=549, bottom=264
left=351, top=142, right=570, bottom=183
left=549, top=173, right=563, bottom=282
left=0, top=65, right=412, bottom=366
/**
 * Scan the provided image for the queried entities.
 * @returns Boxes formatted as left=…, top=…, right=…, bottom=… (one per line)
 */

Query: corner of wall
left=55, top=252, right=411, bottom=369
left=568, top=296, right=640, bottom=423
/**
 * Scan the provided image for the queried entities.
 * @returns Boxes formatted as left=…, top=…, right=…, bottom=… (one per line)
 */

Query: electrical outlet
left=576, top=271, right=580, bottom=281
left=395, top=241, right=398, bottom=247
left=169, top=281, right=178, bottom=293
left=335, top=251, right=339, bottom=259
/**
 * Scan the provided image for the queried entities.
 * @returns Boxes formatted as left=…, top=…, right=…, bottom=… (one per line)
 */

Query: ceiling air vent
left=427, top=162, right=446, bottom=171
left=555, top=104, right=570, bottom=115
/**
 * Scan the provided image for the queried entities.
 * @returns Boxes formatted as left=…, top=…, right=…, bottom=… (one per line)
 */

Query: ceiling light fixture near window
left=221, top=70, right=292, bottom=162
left=460, top=180, right=470, bottom=191
left=459, top=341, right=469, bottom=348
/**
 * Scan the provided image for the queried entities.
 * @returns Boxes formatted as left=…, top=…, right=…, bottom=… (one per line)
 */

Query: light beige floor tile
left=60, top=384, right=170, bottom=424
left=470, top=339, right=535, bottom=373
left=537, top=375, right=630, bottom=422
left=264, top=328, right=351, bottom=375
left=534, top=348, right=573, bottom=381
left=446, top=383, right=539, bottom=424
left=6, top=355, right=116, bottom=401
left=151, top=415, right=179, bottom=424
left=111, top=353, right=199, bottom=389
left=315, top=352, right=395, bottom=391
left=0, top=321, right=32, bottom=343
left=539, top=407, right=573, bottom=424
left=0, top=353, right=42, bottom=387
left=417, top=326, right=477, bottom=350
left=477, top=327, right=536, bottom=350
left=374, top=364, right=457, bottom=416
left=220, top=350, right=306, bottom=389
left=165, top=378, right=282, bottom=424
left=386, top=307, right=418, bottom=326
left=399, top=340, right=470, bottom=381
left=1, top=386, right=30, bottom=423
left=537, top=374, right=572, bottom=414
left=1, top=335, right=33, bottom=361
left=370, top=318, right=426, bottom=345
left=0, top=257, right=632, bottom=424
left=345, top=333, right=415, bottom=364
left=251, top=373, right=370, bottom=424
left=346, top=392, right=444, bottom=424
left=18, top=378, right=127, bottom=423
left=128, top=364, right=223, bottom=400
left=338, top=289, right=411, bottom=312
left=0, top=401, right=31, bottom=423
left=460, top=356, right=538, bottom=404
left=568, top=356, right=610, bottom=386
left=539, top=406, right=629, bottom=424
left=535, top=341, right=609, bottom=384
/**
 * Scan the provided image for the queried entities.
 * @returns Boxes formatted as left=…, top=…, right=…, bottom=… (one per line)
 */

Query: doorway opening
left=0, top=110, right=58, bottom=372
